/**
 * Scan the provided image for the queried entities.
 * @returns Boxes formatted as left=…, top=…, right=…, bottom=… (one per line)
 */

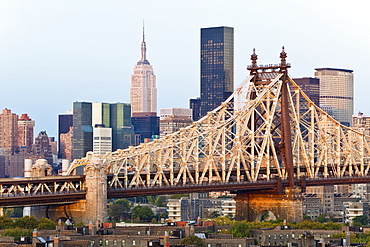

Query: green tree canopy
left=353, top=215, right=369, bottom=226
left=154, top=196, right=167, bottom=207
left=210, top=211, right=220, bottom=218
left=131, top=205, right=154, bottom=222
left=37, top=218, right=57, bottom=230
left=14, top=216, right=38, bottom=229
left=168, top=194, right=189, bottom=199
left=180, top=235, right=205, bottom=247
left=108, top=199, right=131, bottom=222
left=0, top=216, right=14, bottom=229
left=314, top=214, right=329, bottom=223
left=1, top=228, right=33, bottom=241
left=230, top=221, right=250, bottom=238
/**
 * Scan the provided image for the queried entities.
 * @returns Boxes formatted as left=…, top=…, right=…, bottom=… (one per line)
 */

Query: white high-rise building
left=315, top=68, right=354, bottom=126
left=130, top=26, right=157, bottom=115
left=93, top=125, right=112, bottom=156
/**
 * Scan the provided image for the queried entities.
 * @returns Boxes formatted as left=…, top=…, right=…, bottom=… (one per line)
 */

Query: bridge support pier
left=32, top=158, right=108, bottom=225
left=234, top=187, right=303, bottom=223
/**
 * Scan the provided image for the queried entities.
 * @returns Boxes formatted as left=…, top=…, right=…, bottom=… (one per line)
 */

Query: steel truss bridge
left=1, top=48, right=370, bottom=207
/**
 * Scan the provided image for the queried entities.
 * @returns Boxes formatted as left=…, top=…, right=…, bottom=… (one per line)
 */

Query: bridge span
left=3, top=48, right=370, bottom=224
left=1, top=175, right=370, bottom=208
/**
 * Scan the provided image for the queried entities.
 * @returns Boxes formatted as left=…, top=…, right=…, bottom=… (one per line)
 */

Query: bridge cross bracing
left=69, top=48, right=370, bottom=191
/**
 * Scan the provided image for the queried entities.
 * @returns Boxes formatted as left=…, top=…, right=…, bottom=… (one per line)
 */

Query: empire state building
left=130, top=27, right=157, bottom=115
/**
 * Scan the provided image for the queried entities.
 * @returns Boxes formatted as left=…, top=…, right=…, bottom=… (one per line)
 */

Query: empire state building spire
left=138, top=22, right=150, bottom=65
left=130, top=24, right=157, bottom=115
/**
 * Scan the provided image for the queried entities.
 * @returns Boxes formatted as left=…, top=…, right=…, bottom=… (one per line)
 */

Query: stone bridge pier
left=234, top=187, right=303, bottom=223
left=29, top=158, right=108, bottom=225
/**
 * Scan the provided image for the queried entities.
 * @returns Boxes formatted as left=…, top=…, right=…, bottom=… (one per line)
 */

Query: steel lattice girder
left=70, top=73, right=370, bottom=189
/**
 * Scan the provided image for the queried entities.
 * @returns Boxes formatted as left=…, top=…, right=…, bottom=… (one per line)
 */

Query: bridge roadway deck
left=0, top=175, right=369, bottom=207
left=0, top=176, right=86, bottom=207
left=107, top=175, right=370, bottom=198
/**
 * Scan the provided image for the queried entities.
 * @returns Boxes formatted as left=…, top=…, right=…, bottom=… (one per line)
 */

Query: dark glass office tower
left=72, top=102, right=93, bottom=162
left=293, top=77, right=320, bottom=106
left=189, top=98, right=201, bottom=121
left=132, top=112, right=159, bottom=145
left=58, top=113, right=73, bottom=158
left=200, top=26, right=234, bottom=117
left=110, top=103, right=135, bottom=150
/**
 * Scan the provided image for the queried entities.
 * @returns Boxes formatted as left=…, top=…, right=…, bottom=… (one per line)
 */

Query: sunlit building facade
left=130, top=27, right=157, bottom=115
left=17, top=114, right=35, bottom=153
left=0, top=109, right=18, bottom=155
left=315, top=68, right=354, bottom=126
left=93, top=125, right=112, bottom=156
left=58, top=112, right=73, bottom=159
left=159, top=108, right=193, bottom=137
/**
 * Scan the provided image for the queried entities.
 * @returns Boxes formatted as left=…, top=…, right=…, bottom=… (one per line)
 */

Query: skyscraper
left=130, top=26, right=157, bottom=115
left=110, top=103, right=134, bottom=150
left=131, top=112, right=159, bottom=145
left=17, top=114, right=35, bottom=153
left=0, top=109, right=18, bottom=154
left=58, top=112, right=73, bottom=158
left=34, top=131, right=53, bottom=165
left=293, top=77, right=320, bottom=106
left=189, top=98, right=201, bottom=121
left=159, top=108, right=193, bottom=137
left=72, top=102, right=93, bottom=161
left=93, top=125, right=112, bottom=156
left=315, top=68, right=354, bottom=126
left=200, top=26, right=234, bottom=117
left=92, top=102, right=134, bottom=151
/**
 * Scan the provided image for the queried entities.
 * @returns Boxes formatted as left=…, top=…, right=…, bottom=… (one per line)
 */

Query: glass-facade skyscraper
left=72, top=102, right=93, bottom=162
left=58, top=113, right=73, bottom=158
left=200, top=26, right=234, bottom=117
left=110, top=103, right=134, bottom=150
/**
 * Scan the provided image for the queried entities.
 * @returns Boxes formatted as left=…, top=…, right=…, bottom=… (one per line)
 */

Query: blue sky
left=0, top=0, right=369, bottom=138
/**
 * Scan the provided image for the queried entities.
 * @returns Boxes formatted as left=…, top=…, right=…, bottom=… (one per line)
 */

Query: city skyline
left=0, top=1, right=368, bottom=138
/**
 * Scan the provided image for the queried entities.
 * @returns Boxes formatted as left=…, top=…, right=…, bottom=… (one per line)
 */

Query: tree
left=314, top=214, right=329, bottom=223
left=168, top=194, right=189, bottom=199
left=230, top=222, right=250, bottom=237
left=0, top=216, right=14, bottom=229
left=180, top=235, right=205, bottom=247
left=131, top=205, right=154, bottom=222
left=37, top=218, right=57, bottom=230
left=303, top=214, right=312, bottom=221
left=1, top=228, right=32, bottom=241
left=210, top=211, right=220, bottom=218
left=154, top=196, right=167, bottom=207
left=213, top=216, right=233, bottom=225
left=353, top=215, right=369, bottom=226
left=14, top=216, right=38, bottom=229
left=108, top=199, right=130, bottom=221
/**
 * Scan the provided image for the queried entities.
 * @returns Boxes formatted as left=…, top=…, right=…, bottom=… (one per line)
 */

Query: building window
left=133, top=240, right=136, bottom=246
left=114, top=240, right=117, bottom=246
left=105, top=240, right=109, bottom=246
left=121, top=240, right=125, bottom=247
left=100, top=240, right=103, bottom=246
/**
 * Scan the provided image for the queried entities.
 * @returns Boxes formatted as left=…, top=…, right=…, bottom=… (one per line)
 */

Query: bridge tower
left=234, top=48, right=303, bottom=222
left=235, top=187, right=302, bottom=222
left=30, top=158, right=107, bottom=225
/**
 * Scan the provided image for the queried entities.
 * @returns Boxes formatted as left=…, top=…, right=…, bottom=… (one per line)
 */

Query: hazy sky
left=0, top=0, right=369, bottom=138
